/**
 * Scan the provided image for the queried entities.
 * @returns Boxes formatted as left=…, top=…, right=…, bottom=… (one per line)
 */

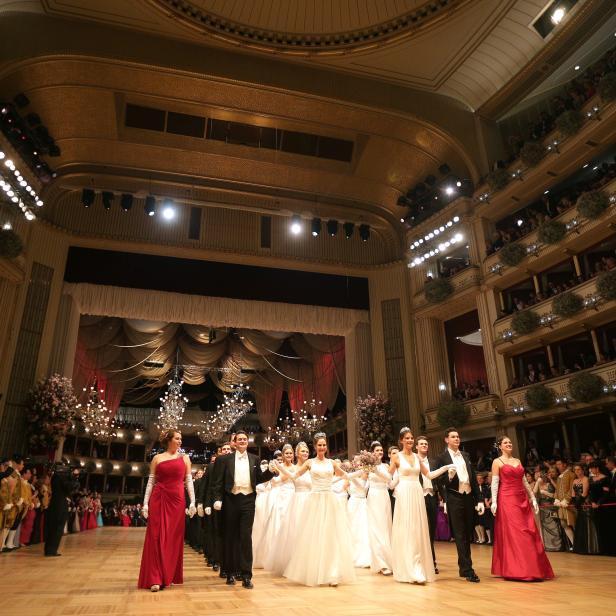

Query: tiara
left=281, top=443, right=293, bottom=452
left=313, top=431, right=327, bottom=440
left=399, top=426, right=411, bottom=434
left=370, top=440, right=382, bottom=448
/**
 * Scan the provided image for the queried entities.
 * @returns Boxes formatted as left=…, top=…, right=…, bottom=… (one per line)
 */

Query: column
left=413, top=317, right=450, bottom=410
left=47, top=291, right=81, bottom=378
left=345, top=321, right=374, bottom=455
left=476, top=291, right=504, bottom=395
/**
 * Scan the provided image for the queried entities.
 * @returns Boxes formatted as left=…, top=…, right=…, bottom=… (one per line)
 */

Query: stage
left=0, top=527, right=613, bottom=615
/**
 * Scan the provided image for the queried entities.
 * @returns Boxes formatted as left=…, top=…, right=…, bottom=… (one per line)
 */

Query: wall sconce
left=565, top=218, right=579, bottom=233
left=438, top=382, right=447, bottom=392
left=490, top=263, right=504, bottom=275
left=526, top=243, right=539, bottom=257
left=501, top=329, right=514, bottom=343
left=478, top=192, right=490, bottom=203
left=511, top=169, right=523, bottom=181
left=512, top=404, right=526, bottom=414
left=586, top=105, right=601, bottom=120
left=583, top=294, right=600, bottom=310
left=603, top=382, right=616, bottom=395
left=540, top=313, right=555, bottom=328
left=555, top=395, right=569, bottom=408
left=546, top=139, right=560, bottom=154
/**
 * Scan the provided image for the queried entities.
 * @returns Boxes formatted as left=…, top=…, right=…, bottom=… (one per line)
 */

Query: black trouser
left=30, top=508, right=42, bottom=544
left=223, top=492, right=255, bottom=579
left=446, top=490, right=475, bottom=577
left=44, top=509, right=67, bottom=556
left=424, top=492, right=438, bottom=566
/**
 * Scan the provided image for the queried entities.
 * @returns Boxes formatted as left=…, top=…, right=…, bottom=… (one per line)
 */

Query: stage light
left=120, top=194, right=133, bottom=212
left=456, top=180, right=462, bottom=187
left=327, top=219, right=338, bottom=237
left=454, top=233, right=463, bottom=242
left=145, top=195, right=156, bottom=217
left=2, top=222, right=12, bottom=230
left=343, top=222, right=354, bottom=239
left=517, top=219, right=524, bottom=227
left=290, top=214, right=302, bottom=235
left=359, top=224, right=370, bottom=242
left=102, top=191, right=114, bottom=210
left=162, top=204, right=176, bottom=220
left=550, top=7, right=565, bottom=24
left=0, top=151, right=4, bottom=160
left=574, top=65, right=580, bottom=71
left=445, top=186, right=455, bottom=196
left=311, top=217, right=321, bottom=237
left=81, top=188, right=95, bottom=208
left=453, top=216, right=460, bottom=223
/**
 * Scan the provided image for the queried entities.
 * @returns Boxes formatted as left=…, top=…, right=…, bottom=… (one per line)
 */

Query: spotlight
left=550, top=7, right=565, bottom=24
left=359, top=224, right=370, bottom=242
left=327, top=219, right=338, bottom=237
left=162, top=203, right=176, bottom=220
left=290, top=214, right=302, bottom=235
left=574, top=65, right=580, bottom=71
left=343, top=222, right=354, bottom=239
left=102, top=191, right=114, bottom=210
left=311, top=217, right=321, bottom=237
left=81, top=188, right=95, bottom=208
left=517, top=219, right=524, bottom=227
left=144, top=195, right=156, bottom=217
left=2, top=222, right=12, bottom=230
left=120, top=194, right=133, bottom=212
left=445, top=186, right=455, bottom=196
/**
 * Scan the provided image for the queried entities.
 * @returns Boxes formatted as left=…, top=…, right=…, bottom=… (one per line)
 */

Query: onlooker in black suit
left=416, top=436, right=439, bottom=573
left=211, top=430, right=273, bottom=589
left=433, top=427, right=484, bottom=583
left=603, top=456, right=616, bottom=555
left=45, top=464, right=80, bottom=557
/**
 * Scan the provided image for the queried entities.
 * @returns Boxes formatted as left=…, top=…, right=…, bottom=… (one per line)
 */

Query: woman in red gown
left=138, top=430, right=196, bottom=591
left=491, top=436, right=554, bottom=581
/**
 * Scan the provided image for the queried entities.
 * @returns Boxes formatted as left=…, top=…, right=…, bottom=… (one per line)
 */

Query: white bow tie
left=237, top=454, right=247, bottom=460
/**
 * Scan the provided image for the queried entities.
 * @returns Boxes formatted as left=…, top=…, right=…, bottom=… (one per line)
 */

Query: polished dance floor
left=0, top=527, right=613, bottom=615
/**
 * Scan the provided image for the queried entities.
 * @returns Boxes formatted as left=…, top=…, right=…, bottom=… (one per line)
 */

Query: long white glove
left=476, top=502, right=485, bottom=515
left=426, top=464, right=457, bottom=480
left=3, top=503, right=12, bottom=511
left=490, top=475, right=499, bottom=515
left=213, top=501, right=222, bottom=511
left=185, top=473, right=196, bottom=517
left=197, top=504, right=204, bottom=517
left=205, top=506, right=212, bottom=515
left=142, top=473, right=155, bottom=519
left=522, top=476, right=539, bottom=514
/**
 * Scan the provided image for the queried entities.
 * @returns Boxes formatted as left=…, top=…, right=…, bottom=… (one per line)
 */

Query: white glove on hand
left=268, top=460, right=278, bottom=473
left=443, top=502, right=447, bottom=515
left=17, top=497, right=23, bottom=506
left=260, top=461, right=268, bottom=472
left=213, top=500, right=222, bottom=511
left=142, top=506, right=148, bottom=519
left=205, top=507, right=212, bottom=516
left=560, top=500, right=568, bottom=508
left=188, top=504, right=197, bottom=518
left=491, top=502, right=497, bottom=515
left=553, top=499, right=561, bottom=507
left=532, top=499, right=539, bottom=515
left=3, top=503, right=12, bottom=511
left=448, top=467, right=457, bottom=480
left=476, top=502, right=485, bottom=515
left=197, top=504, right=204, bottom=517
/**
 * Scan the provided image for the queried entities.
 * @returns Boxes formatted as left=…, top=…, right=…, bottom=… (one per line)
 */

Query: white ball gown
left=391, top=453, right=435, bottom=584
left=347, top=476, right=371, bottom=568
left=269, top=469, right=312, bottom=575
left=367, top=463, right=393, bottom=573
left=262, top=472, right=295, bottom=571
left=283, top=459, right=356, bottom=586
left=251, top=481, right=270, bottom=568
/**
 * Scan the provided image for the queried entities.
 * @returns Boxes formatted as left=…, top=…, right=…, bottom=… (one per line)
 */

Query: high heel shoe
left=150, top=585, right=160, bottom=592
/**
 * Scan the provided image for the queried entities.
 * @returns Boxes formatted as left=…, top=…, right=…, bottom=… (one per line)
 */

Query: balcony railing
left=424, top=394, right=502, bottom=431
left=483, top=180, right=616, bottom=283
left=493, top=276, right=613, bottom=349
left=503, top=360, right=616, bottom=415
left=414, top=265, right=482, bottom=311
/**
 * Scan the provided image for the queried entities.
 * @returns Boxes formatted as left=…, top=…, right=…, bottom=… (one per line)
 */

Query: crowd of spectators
left=453, top=379, right=490, bottom=401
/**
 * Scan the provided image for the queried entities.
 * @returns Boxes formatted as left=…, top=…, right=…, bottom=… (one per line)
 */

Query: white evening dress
left=367, top=463, right=393, bottom=572
left=283, top=459, right=356, bottom=586
left=262, top=471, right=295, bottom=571
left=251, top=481, right=270, bottom=568
left=269, top=469, right=312, bottom=575
left=391, top=453, right=435, bottom=584
left=331, top=475, right=349, bottom=506
left=347, top=476, right=371, bottom=567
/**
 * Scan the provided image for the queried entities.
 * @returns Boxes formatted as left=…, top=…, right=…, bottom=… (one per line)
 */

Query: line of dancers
left=137, top=425, right=554, bottom=590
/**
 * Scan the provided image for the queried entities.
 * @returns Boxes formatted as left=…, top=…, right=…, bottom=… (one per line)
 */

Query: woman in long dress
left=388, top=427, right=454, bottom=584
left=571, top=463, right=599, bottom=554
left=269, top=441, right=312, bottom=575
left=347, top=459, right=371, bottom=568
left=138, top=429, right=196, bottom=591
left=534, top=466, right=562, bottom=551
left=262, top=444, right=296, bottom=570
left=366, top=441, right=393, bottom=576
left=280, top=432, right=356, bottom=587
left=490, top=436, right=554, bottom=581
left=250, top=471, right=271, bottom=569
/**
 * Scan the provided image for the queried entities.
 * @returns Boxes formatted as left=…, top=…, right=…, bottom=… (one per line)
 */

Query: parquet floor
left=0, top=528, right=613, bottom=616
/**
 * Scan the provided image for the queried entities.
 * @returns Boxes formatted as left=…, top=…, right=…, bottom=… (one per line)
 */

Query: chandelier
left=76, top=383, right=116, bottom=440
left=296, top=399, right=325, bottom=436
left=197, top=381, right=253, bottom=443
left=263, top=399, right=325, bottom=450
left=157, top=367, right=188, bottom=432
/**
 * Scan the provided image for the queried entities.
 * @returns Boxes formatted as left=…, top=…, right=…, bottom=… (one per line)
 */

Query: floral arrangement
left=568, top=372, right=605, bottom=403
left=436, top=399, right=469, bottom=429
left=576, top=190, right=610, bottom=220
left=354, top=393, right=394, bottom=451
left=498, top=242, right=527, bottom=267
left=486, top=168, right=510, bottom=192
left=424, top=277, right=453, bottom=303
left=26, top=374, right=78, bottom=451
left=597, top=269, right=616, bottom=301
left=555, top=109, right=584, bottom=137
left=519, top=141, right=546, bottom=167
left=511, top=308, right=541, bottom=335
left=552, top=291, right=584, bottom=318
left=598, top=72, right=616, bottom=103
left=525, top=384, right=555, bottom=410
left=0, top=229, right=24, bottom=259
left=357, top=449, right=379, bottom=472
left=537, top=220, right=566, bottom=245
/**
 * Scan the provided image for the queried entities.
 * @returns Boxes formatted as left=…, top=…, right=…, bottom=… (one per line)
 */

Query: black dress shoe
left=242, top=578, right=253, bottom=589
left=226, top=575, right=236, bottom=585
left=434, top=566, right=439, bottom=574
left=212, top=564, right=219, bottom=572
left=44, top=553, right=62, bottom=557
left=466, top=573, right=480, bottom=583
left=219, top=570, right=227, bottom=578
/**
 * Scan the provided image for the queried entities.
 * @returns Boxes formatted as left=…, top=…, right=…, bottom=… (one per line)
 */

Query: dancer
left=366, top=441, right=393, bottom=576
left=347, top=458, right=370, bottom=568
left=554, top=459, right=575, bottom=549
left=490, top=435, right=554, bottom=581
left=250, top=464, right=272, bottom=569
left=433, top=427, right=484, bottom=583
left=389, top=427, right=454, bottom=584
left=416, top=435, right=439, bottom=573
left=281, top=432, right=356, bottom=587
left=211, top=429, right=274, bottom=589
left=138, top=429, right=196, bottom=591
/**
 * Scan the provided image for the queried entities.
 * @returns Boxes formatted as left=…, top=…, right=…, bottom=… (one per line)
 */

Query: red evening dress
left=491, top=464, right=554, bottom=581
left=138, top=456, right=185, bottom=589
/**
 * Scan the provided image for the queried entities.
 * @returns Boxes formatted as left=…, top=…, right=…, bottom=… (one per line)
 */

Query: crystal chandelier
left=157, top=367, right=188, bottom=432
left=197, top=381, right=253, bottom=443
left=76, top=383, right=116, bottom=440
left=296, top=399, right=325, bottom=437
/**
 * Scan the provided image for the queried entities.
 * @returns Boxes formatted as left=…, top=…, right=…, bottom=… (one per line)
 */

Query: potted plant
left=436, top=399, right=469, bottom=429
left=424, top=277, right=454, bottom=303
left=525, top=384, right=555, bottom=410
left=597, top=269, right=616, bottom=301
left=555, top=109, right=584, bottom=137
left=577, top=190, right=610, bottom=219
left=552, top=291, right=584, bottom=317
left=511, top=309, right=541, bottom=335
left=498, top=242, right=527, bottom=267
left=0, top=228, right=23, bottom=259
left=568, top=372, right=605, bottom=403
left=519, top=141, right=546, bottom=167
left=537, top=220, right=566, bottom=244
left=486, top=168, right=510, bottom=192
left=598, top=72, right=616, bottom=103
